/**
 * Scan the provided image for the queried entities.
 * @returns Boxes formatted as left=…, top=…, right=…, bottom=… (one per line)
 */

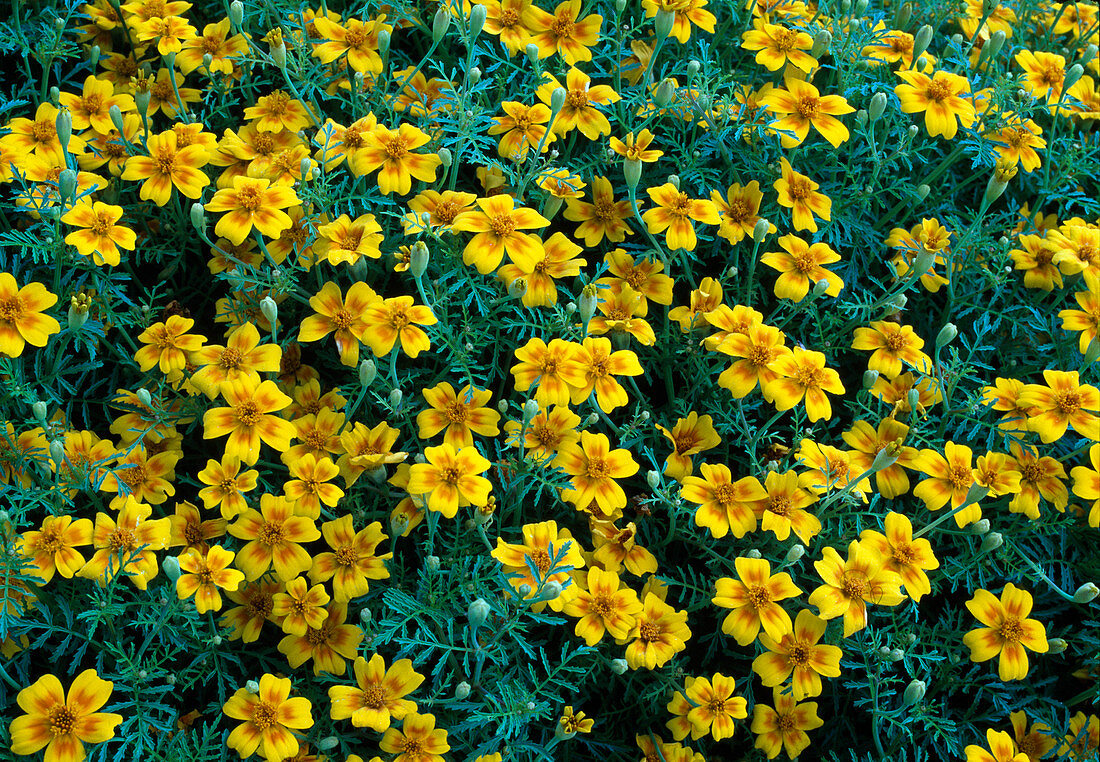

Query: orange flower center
left=748, top=583, right=771, bottom=609
left=183, top=520, right=204, bottom=546
left=433, top=199, right=460, bottom=224
left=772, top=27, right=798, bottom=53
left=1018, top=461, right=1043, bottom=483
left=235, top=184, right=264, bottom=212
left=201, top=35, right=223, bottom=54
left=924, top=79, right=954, bottom=103
left=884, top=330, right=907, bottom=351
left=150, top=80, right=175, bottom=102
left=444, top=402, right=468, bottom=424
left=440, top=466, right=461, bottom=485
left=585, top=455, right=610, bottom=479
left=196, top=565, right=215, bottom=584
left=388, top=309, right=411, bottom=330
left=304, top=430, right=328, bottom=451
left=219, top=476, right=239, bottom=494
left=246, top=591, right=274, bottom=618
left=253, top=133, right=275, bottom=154
left=108, top=527, right=136, bottom=551
left=841, top=573, right=868, bottom=600
left=1053, top=390, right=1081, bottom=415
left=89, top=213, right=114, bottom=236
left=786, top=177, right=811, bottom=201
left=250, top=700, right=278, bottom=730
left=947, top=463, right=972, bottom=489
left=31, top=120, right=56, bottom=142
left=383, top=134, right=410, bottom=160
left=258, top=521, right=285, bottom=546
left=638, top=621, right=661, bottom=643
left=590, top=592, right=614, bottom=617
left=47, top=705, right=77, bottom=736
left=262, top=91, right=291, bottom=117
left=892, top=543, right=916, bottom=565
left=34, top=526, right=64, bottom=556
left=344, top=27, right=369, bottom=48
left=791, top=362, right=824, bottom=390
left=236, top=401, right=261, bottom=427
left=747, top=344, right=775, bottom=368
left=0, top=297, right=26, bottom=324
left=118, top=463, right=148, bottom=489
left=401, top=739, right=424, bottom=755
left=726, top=198, right=750, bottom=222
left=792, top=248, right=820, bottom=275
left=331, top=308, right=354, bottom=330
left=587, top=356, right=609, bottom=378
left=489, top=213, right=516, bottom=237
left=219, top=347, right=243, bottom=369
left=82, top=92, right=104, bottom=114
left=776, top=712, right=797, bottom=733
left=530, top=548, right=552, bottom=573
left=796, top=95, right=819, bottom=119
left=362, top=683, right=387, bottom=708
left=1036, top=63, right=1064, bottom=88
left=335, top=545, right=358, bottom=566
left=999, top=614, right=1023, bottom=643
left=714, top=482, right=739, bottom=506
left=766, top=494, right=792, bottom=517
left=342, top=125, right=365, bottom=149
left=550, top=11, right=576, bottom=38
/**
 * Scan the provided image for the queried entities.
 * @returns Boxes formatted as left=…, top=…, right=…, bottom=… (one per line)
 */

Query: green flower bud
left=136, top=388, right=153, bottom=408
left=455, top=681, right=472, bottom=700
left=469, top=4, right=488, bottom=39
left=811, top=30, right=832, bottom=58
left=468, top=598, right=491, bottom=632
left=522, top=399, right=539, bottom=424
left=980, top=531, right=1003, bottom=553
left=654, top=9, right=675, bottom=40
left=55, top=110, right=72, bottom=154
left=902, top=679, right=925, bottom=706
left=1048, top=638, right=1068, bottom=653
left=896, top=2, right=912, bottom=29
left=985, top=30, right=1006, bottom=60
left=1063, top=64, right=1085, bottom=94
left=190, top=202, right=206, bottom=233
left=410, top=241, right=430, bottom=278
left=229, top=0, right=244, bottom=27
left=812, top=278, right=831, bottom=297
left=32, top=401, right=48, bottom=424
left=970, top=519, right=990, bottom=535
left=437, top=146, right=452, bottom=169
left=579, top=283, right=599, bottom=324
left=433, top=7, right=451, bottom=42
left=245, top=679, right=259, bottom=694
left=610, top=658, right=628, bottom=674
left=359, top=359, right=377, bottom=386
left=623, top=158, right=642, bottom=190
left=645, top=470, right=660, bottom=489
left=426, top=555, right=441, bottom=572
left=745, top=548, right=762, bottom=559
left=654, top=78, right=675, bottom=108
left=389, top=388, right=403, bottom=409
left=467, top=66, right=481, bottom=85
left=863, top=369, right=880, bottom=389
left=913, top=25, right=933, bottom=63
left=58, top=169, right=78, bottom=204
left=550, top=86, right=567, bottom=118
left=526, top=43, right=540, bottom=65
left=855, top=109, right=868, bottom=128
left=378, top=29, right=391, bottom=59
left=869, top=92, right=887, bottom=122
left=935, top=322, right=957, bottom=349
left=317, top=737, right=340, bottom=751
left=507, top=278, right=528, bottom=300
left=752, top=217, right=772, bottom=241
left=49, top=439, right=66, bottom=466
left=260, top=296, right=278, bottom=326
left=784, top=544, right=805, bottom=564
left=162, top=555, right=181, bottom=583
left=1072, top=583, right=1099, bottom=604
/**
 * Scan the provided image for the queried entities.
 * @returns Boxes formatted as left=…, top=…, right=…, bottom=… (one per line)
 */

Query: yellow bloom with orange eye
left=758, top=470, right=821, bottom=544
left=228, top=494, right=321, bottom=581
left=599, top=249, right=675, bottom=308
left=641, top=182, right=721, bottom=251
left=135, top=315, right=206, bottom=377
left=197, top=456, right=258, bottom=520
left=669, top=277, right=725, bottom=332
left=329, top=654, right=424, bottom=731
left=809, top=541, right=905, bottom=636
left=8, top=669, right=123, bottom=762
left=1018, top=370, right=1100, bottom=444
left=297, top=281, right=381, bottom=367
left=222, top=674, right=314, bottom=760
left=762, top=76, right=854, bottom=148
left=380, top=711, right=450, bottom=762
left=17, top=514, right=93, bottom=584
left=58, top=74, right=136, bottom=133
left=655, top=412, right=720, bottom=481
left=562, top=566, right=643, bottom=645
left=1015, top=50, right=1068, bottom=104
left=526, top=0, right=602, bottom=64
left=796, top=440, right=871, bottom=499
left=895, top=69, right=976, bottom=140
left=244, top=90, right=315, bottom=133
left=177, top=18, right=248, bottom=75
left=310, top=515, right=391, bottom=601
left=352, top=123, right=441, bottom=196
left=203, top=378, right=297, bottom=466
left=609, top=129, right=663, bottom=165
left=872, top=371, right=943, bottom=417
left=841, top=418, right=918, bottom=498
left=1058, top=273, right=1100, bottom=353
left=711, top=181, right=774, bottom=245
left=362, top=296, right=437, bottom=359
left=135, top=13, right=196, bottom=54
left=311, top=15, right=390, bottom=74
left=99, top=444, right=179, bottom=508
left=625, top=593, right=692, bottom=670
left=489, top=101, right=554, bottom=162
left=122, top=130, right=211, bottom=207
left=481, top=0, right=534, bottom=55
left=587, top=284, right=656, bottom=346
left=190, top=322, right=283, bottom=400
left=417, top=382, right=501, bottom=448
left=963, top=584, right=1049, bottom=681
left=975, top=450, right=1023, bottom=499
left=312, top=115, right=378, bottom=171
left=560, top=336, right=644, bottom=413
left=498, top=232, right=587, bottom=307
left=713, top=557, right=802, bottom=646
left=741, top=20, right=816, bottom=72
left=760, top=234, right=844, bottom=301
left=765, top=346, right=845, bottom=422
left=987, top=114, right=1046, bottom=173
left=272, top=575, right=331, bottom=635
left=751, top=687, right=824, bottom=760
left=1049, top=223, right=1100, bottom=279
left=683, top=673, right=748, bottom=741
left=491, top=520, right=586, bottom=608
left=1070, top=444, right=1100, bottom=528
left=714, top=323, right=790, bottom=398
left=510, top=337, right=578, bottom=407
left=284, top=454, right=344, bottom=518
left=1007, top=442, right=1068, bottom=519
left=176, top=545, right=244, bottom=614
left=591, top=519, right=658, bottom=574
left=339, top=421, right=407, bottom=487
left=753, top=609, right=841, bottom=700
left=452, top=195, right=550, bottom=274
left=0, top=273, right=60, bottom=358
left=504, top=405, right=581, bottom=463
left=851, top=321, right=932, bottom=378
left=79, top=497, right=171, bottom=590
left=1060, top=712, right=1100, bottom=759
left=315, top=213, right=383, bottom=266
left=407, top=443, right=493, bottom=519
left=965, top=729, right=1031, bottom=762
left=536, top=68, right=620, bottom=139
left=773, top=158, right=831, bottom=233
left=680, top=463, right=765, bottom=539
left=221, top=578, right=285, bottom=643
left=912, top=441, right=982, bottom=526
left=859, top=512, right=939, bottom=602
left=403, top=189, right=478, bottom=236
left=554, top=431, right=639, bottom=515
left=206, top=175, right=302, bottom=245
left=0, top=101, right=86, bottom=161
left=1008, top=711, right=1057, bottom=761
left=61, top=201, right=135, bottom=266
left=642, top=0, right=716, bottom=42
left=167, top=500, right=228, bottom=555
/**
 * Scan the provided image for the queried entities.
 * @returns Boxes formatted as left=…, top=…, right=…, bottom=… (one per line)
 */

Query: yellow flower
left=407, top=443, right=493, bottom=518
left=808, top=541, right=905, bottom=636
left=328, top=654, right=424, bottom=731
left=713, top=557, right=802, bottom=646
left=526, top=0, right=602, bottom=64
left=963, top=584, right=1049, bottom=681
left=227, top=494, right=321, bottom=580
left=773, top=158, right=831, bottom=233
left=965, top=729, right=1032, bottom=762
left=8, top=670, right=123, bottom=761
left=642, top=182, right=721, bottom=251
left=751, top=688, right=824, bottom=760
left=222, top=674, right=314, bottom=760
left=655, top=412, right=721, bottom=481
left=765, top=347, right=845, bottom=422
left=121, top=129, right=211, bottom=206
left=760, top=234, right=844, bottom=301
left=895, top=69, right=976, bottom=140
left=79, top=497, right=171, bottom=589
left=0, top=273, right=60, bottom=359
left=625, top=593, right=691, bottom=670
left=554, top=431, right=639, bottom=515
left=176, top=545, right=245, bottom=614
left=680, top=463, right=764, bottom=539
left=202, top=378, right=297, bottom=466
left=561, top=566, right=642, bottom=645
left=205, top=176, right=301, bottom=245
left=135, top=315, right=206, bottom=378
left=353, top=123, right=441, bottom=195
left=741, top=21, right=816, bottom=72
left=16, top=515, right=93, bottom=584
left=762, top=75, right=854, bottom=148
left=310, top=515, right=392, bottom=601
left=416, top=382, right=501, bottom=448
left=559, top=336, right=644, bottom=413
left=850, top=321, right=932, bottom=378
left=752, top=609, right=842, bottom=700
left=858, top=512, right=939, bottom=601
left=61, top=201, right=135, bottom=266
left=379, top=711, right=450, bottom=762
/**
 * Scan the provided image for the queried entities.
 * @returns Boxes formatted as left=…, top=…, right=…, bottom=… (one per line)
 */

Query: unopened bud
left=409, top=241, right=430, bottom=278
left=610, top=658, right=629, bottom=674
left=497, top=399, right=510, bottom=415
left=317, top=737, right=339, bottom=751
left=745, top=548, right=762, bottom=559
left=426, top=555, right=440, bottom=572
left=896, top=2, right=912, bottom=28
left=811, top=30, right=832, bottom=58
left=245, top=679, right=259, bottom=694
left=984, top=172, right=1010, bottom=206
left=1048, top=638, right=1067, bottom=653
left=584, top=412, right=599, bottom=426
left=58, top=169, right=78, bottom=204
left=812, top=279, right=831, bottom=297
left=784, top=544, right=805, bottom=564
left=1063, top=64, right=1085, bottom=94
left=190, top=202, right=206, bottom=232
left=55, top=110, right=72, bottom=154
left=359, top=607, right=372, bottom=626
left=854, top=0, right=868, bottom=14
left=136, top=388, right=153, bottom=408
left=49, top=439, right=66, bottom=466
left=32, top=400, right=48, bottom=423
left=579, top=284, right=599, bottom=325
left=980, top=531, right=1003, bottom=553
left=855, top=109, right=868, bottom=128
left=468, top=598, right=490, bottom=631
left=623, top=158, right=642, bottom=190
left=522, top=399, right=539, bottom=424
left=964, top=483, right=990, bottom=506
left=902, top=679, right=925, bottom=706
left=162, top=555, right=181, bottom=582
left=535, top=580, right=563, bottom=602
left=686, top=59, right=701, bottom=77
left=906, top=388, right=920, bottom=412
left=389, top=388, right=403, bottom=409
left=229, top=1, right=244, bottom=27
left=469, top=4, right=487, bottom=39
left=654, top=78, right=675, bottom=108
left=985, top=29, right=1006, bottom=59
left=49, top=86, right=60, bottom=105
left=863, top=369, right=880, bottom=389
left=202, top=53, right=213, bottom=69
left=433, top=7, right=451, bottom=42
left=526, top=42, right=540, bottom=65
left=1072, top=583, right=1099, bottom=604
left=1082, top=45, right=1098, bottom=67
left=935, top=322, right=957, bottom=349
left=550, top=86, right=567, bottom=118
left=260, top=296, right=278, bottom=326
left=646, top=470, right=660, bottom=489
left=869, top=92, right=887, bottom=122
left=913, top=25, right=933, bottom=63
left=378, top=29, right=391, bottom=59
left=970, top=519, right=990, bottom=535
left=455, top=681, right=471, bottom=700
left=912, top=248, right=937, bottom=277
left=108, top=105, right=126, bottom=136
left=359, top=359, right=377, bottom=387
left=667, top=174, right=680, bottom=190
left=1084, top=338, right=1100, bottom=364
left=870, top=446, right=900, bottom=472
left=437, top=147, right=452, bottom=169
left=467, top=66, right=481, bottom=85
left=507, top=278, right=528, bottom=299
left=654, top=9, right=675, bottom=40
left=752, top=217, right=772, bottom=241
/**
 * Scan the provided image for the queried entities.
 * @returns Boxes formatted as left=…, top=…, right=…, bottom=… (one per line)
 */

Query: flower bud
left=507, top=278, right=528, bottom=300
left=436, top=146, right=452, bottom=169
left=870, top=445, right=900, bottom=473
left=935, top=322, right=957, bottom=349
left=517, top=583, right=532, bottom=598
left=654, top=9, right=675, bottom=40
left=854, top=0, right=868, bottom=15
left=136, top=388, right=153, bottom=408
left=868, top=92, right=887, bottom=122
left=162, top=555, right=181, bottom=582
left=654, top=78, right=675, bottom=108
left=409, top=240, right=430, bottom=278
left=497, top=399, right=510, bottom=415
left=389, top=388, right=403, bottom=409
left=433, top=7, right=451, bottom=42
left=1084, top=338, right=1100, bottom=364
left=32, top=401, right=48, bottom=423
left=912, top=248, right=937, bottom=278
left=1082, top=45, right=1098, bottom=68
left=980, top=531, right=1003, bottom=553
left=535, top=580, right=563, bottom=602
left=896, top=2, right=912, bottom=28
left=645, top=470, right=660, bottom=489
left=579, top=283, right=599, bottom=325
left=985, top=29, right=1006, bottom=60
left=526, top=42, right=540, bottom=65
left=811, top=30, right=832, bottom=58
left=888, top=647, right=904, bottom=661
left=378, top=29, right=391, bottom=59
left=745, top=548, right=762, bottom=559
left=55, top=110, right=72, bottom=155
left=610, top=658, right=629, bottom=674
left=686, top=59, right=701, bottom=77
left=667, top=174, right=680, bottom=191
left=1072, top=583, right=1099, bottom=604
left=49, top=86, right=60, bottom=105
left=584, top=413, right=599, bottom=426
left=426, top=555, right=441, bottom=572
left=623, top=158, right=642, bottom=190
left=812, top=279, right=831, bottom=297
left=1048, top=638, right=1068, bottom=653
left=469, top=4, right=488, bottom=39
left=752, top=217, right=772, bottom=241
left=862, top=369, right=880, bottom=389
left=467, top=66, right=481, bottom=85
left=245, top=679, right=259, bottom=694
left=317, top=737, right=339, bottom=751
left=455, top=681, right=471, bottom=700
left=983, top=170, right=1010, bottom=206
left=260, top=296, right=278, bottom=326
left=522, top=399, right=539, bottom=424
left=358, top=359, right=377, bottom=387
left=108, top=105, right=126, bottom=136
left=359, top=607, right=372, bottom=626
left=963, top=482, right=990, bottom=506
left=190, top=202, right=206, bottom=232
left=913, top=25, right=933, bottom=62
left=468, top=598, right=490, bottom=632
left=1063, top=64, right=1085, bottom=94
left=784, top=544, right=805, bottom=564
left=907, top=124, right=920, bottom=139
left=49, top=439, right=66, bottom=466
left=889, top=293, right=908, bottom=311
left=906, top=388, right=920, bottom=412
left=202, top=53, right=214, bottom=70
left=58, top=169, right=78, bottom=204
left=970, top=519, right=990, bottom=535
left=550, top=86, right=567, bottom=118
left=902, top=679, right=925, bottom=706
left=855, top=109, right=868, bottom=129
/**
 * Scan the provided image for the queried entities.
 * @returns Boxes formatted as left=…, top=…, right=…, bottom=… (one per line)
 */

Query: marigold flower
left=407, top=443, right=492, bottom=518
left=197, top=456, right=258, bottom=519
left=339, top=421, right=407, bottom=487
left=203, top=378, right=296, bottom=465
left=177, top=18, right=248, bottom=74
left=655, top=412, right=720, bottom=481
left=642, top=182, right=720, bottom=251
left=310, top=515, right=391, bottom=601
left=221, top=578, right=284, bottom=643
left=379, top=711, right=450, bottom=762
left=537, top=68, right=620, bottom=139
left=510, top=338, right=577, bottom=407
left=223, top=674, right=314, bottom=760
left=498, top=231, right=587, bottom=307
left=757, top=470, right=821, bottom=543
left=587, top=284, right=656, bottom=346
left=1060, top=712, right=1100, bottom=759
left=176, top=545, right=244, bottom=614
left=1009, top=710, right=1057, bottom=761
left=1057, top=274, right=1100, bottom=354
left=167, top=500, right=227, bottom=554
left=284, top=454, right=344, bottom=518
left=975, top=450, right=1023, bottom=499
left=244, top=90, right=315, bottom=133
left=363, top=296, right=437, bottom=359
left=1015, top=50, right=1068, bottom=104
left=554, top=431, right=639, bottom=515
left=858, top=512, right=938, bottom=602
left=0, top=101, right=85, bottom=161
left=1070, top=444, right=1099, bottom=528
left=562, top=566, right=642, bottom=645
left=963, top=584, right=1049, bottom=681
left=329, top=654, right=424, bottom=731
left=680, top=463, right=764, bottom=539
left=17, top=514, right=94, bottom=584
left=712, top=181, right=774, bottom=244
left=591, top=519, right=657, bottom=573
left=8, top=669, right=123, bottom=762
left=753, top=609, right=842, bottom=700
left=895, top=69, right=976, bottom=140
left=751, top=688, right=824, bottom=760
left=297, top=281, right=381, bottom=367
left=761, top=234, right=843, bottom=301
left=1017, top=370, right=1100, bottom=444
left=417, top=383, right=501, bottom=448
left=504, top=405, right=581, bottom=463
left=763, top=76, right=854, bottom=148
left=206, top=176, right=301, bottom=245
left=808, top=541, right=905, bottom=637
left=121, top=130, right=211, bottom=206
left=489, top=100, right=553, bottom=161
left=766, top=346, right=845, bottom=422
left=684, top=673, right=748, bottom=741
left=563, top=177, right=635, bottom=247
left=715, top=323, right=791, bottom=398
left=491, top=520, right=585, bottom=608
left=353, top=123, right=441, bottom=196
left=1008, top=442, right=1068, bottom=519
left=642, top=0, right=716, bottom=43
left=79, top=497, right=171, bottom=589
left=599, top=249, right=675, bottom=307
left=190, top=323, right=282, bottom=399
left=278, top=601, right=364, bottom=675
left=851, top=321, right=932, bottom=378
left=312, top=16, right=390, bottom=74
left=741, top=21, right=816, bottom=72
left=560, top=336, right=644, bottom=413
left=272, top=575, right=331, bottom=635
left=987, top=114, right=1046, bottom=173
left=912, top=441, right=982, bottom=526
left=59, top=74, right=135, bottom=134
left=964, top=728, right=1031, bottom=762
left=60, top=201, right=135, bottom=267
left=526, top=0, right=602, bottom=64
left=228, top=494, right=321, bottom=580
left=0, top=273, right=60, bottom=358
left=315, top=213, right=384, bottom=266
left=135, top=314, right=206, bottom=378
left=713, top=557, right=802, bottom=646
left=135, top=13, right=196, bottom=54
left=773, top=158, right=831, bottom=233
left=625, top=593, right=692, bottom=670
